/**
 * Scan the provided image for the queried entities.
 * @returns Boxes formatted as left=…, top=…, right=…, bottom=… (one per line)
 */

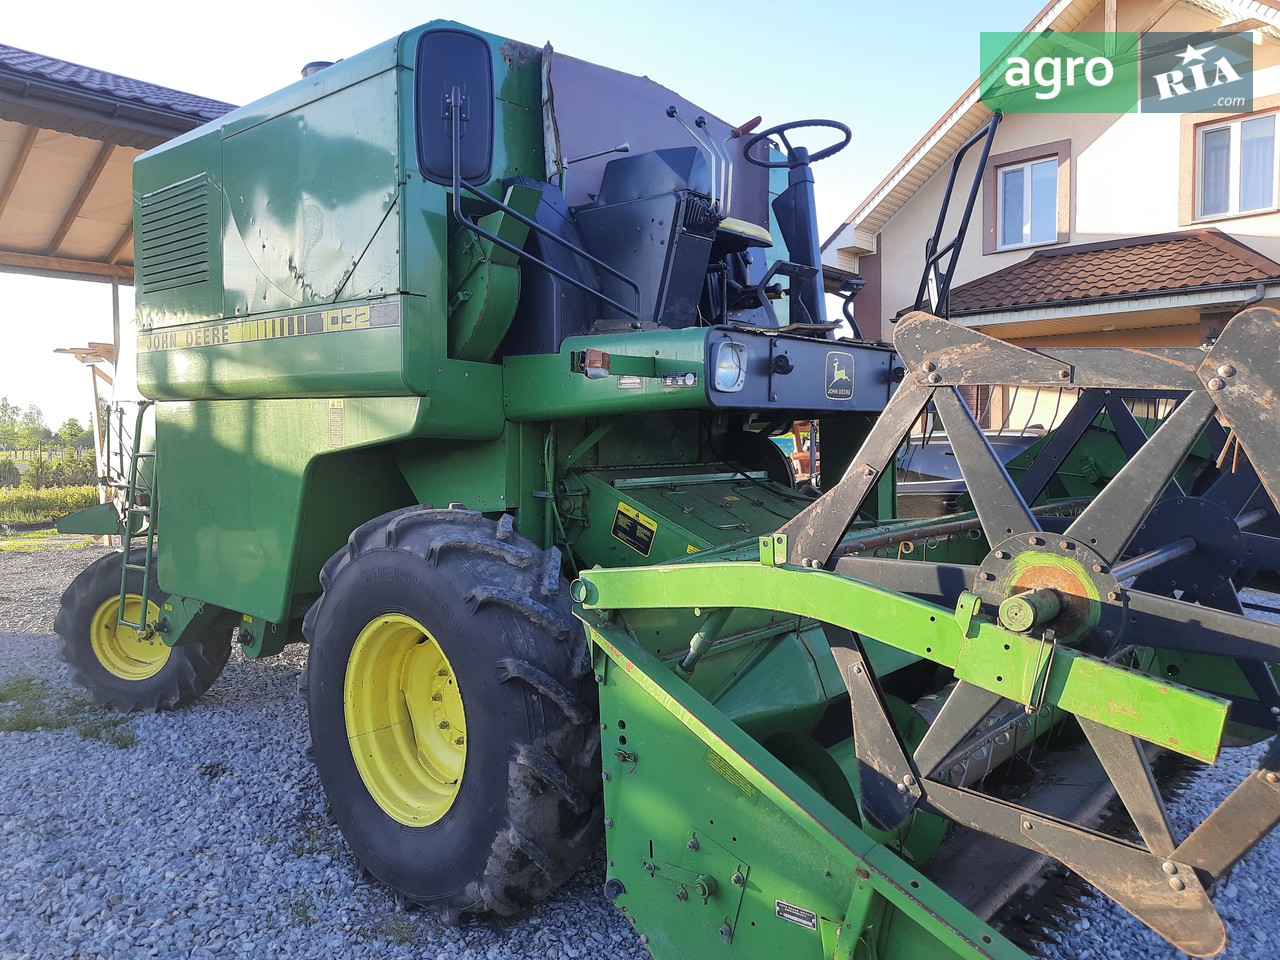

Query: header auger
left=51, top=20, right=1280, bottom=959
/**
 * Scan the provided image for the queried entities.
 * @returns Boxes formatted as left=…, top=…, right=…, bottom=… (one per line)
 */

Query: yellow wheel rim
left=344, top=614, right=467, bottom=826
left=89, top=595, right=168, bottom=681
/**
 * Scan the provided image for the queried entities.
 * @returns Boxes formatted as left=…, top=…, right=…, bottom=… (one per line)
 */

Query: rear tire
left=302, top=506, right=601, bottom=921
left=53, top=549, right=232, bottom=712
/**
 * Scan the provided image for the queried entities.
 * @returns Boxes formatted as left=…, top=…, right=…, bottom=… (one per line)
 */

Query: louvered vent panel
left=138, top=174, right=212, bottom=294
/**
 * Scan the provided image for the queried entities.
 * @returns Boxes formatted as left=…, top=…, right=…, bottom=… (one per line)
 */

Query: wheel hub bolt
left=675, top=888, right=688, bottom=902
left=431, top=692, right=443, bottom=702
left=437, top=668, right=449, bottom=677
left=454, top=736, right=464, bottom=745
left=731, top=871, right=745, bottom=886
left=438, top=720, right=450, bottom=729
left=687, top=837, right=699, bottom=851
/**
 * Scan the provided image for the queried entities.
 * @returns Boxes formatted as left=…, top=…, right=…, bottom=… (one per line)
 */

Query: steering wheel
left=742, top=119, right=852, bottom=168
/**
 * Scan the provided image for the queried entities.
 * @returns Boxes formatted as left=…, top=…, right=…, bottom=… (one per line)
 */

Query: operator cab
left=494, top=50, right=855, bottom=357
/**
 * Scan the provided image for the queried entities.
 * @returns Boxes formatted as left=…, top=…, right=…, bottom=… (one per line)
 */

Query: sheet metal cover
left=542, top=49, right=769, bottom=229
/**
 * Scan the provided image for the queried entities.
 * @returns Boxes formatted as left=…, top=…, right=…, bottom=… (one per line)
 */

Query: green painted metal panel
left=136, top=303, right=408, bottom=399
left=447, top=185, right=539, bottom=361
left=577, top=561, right=1230, bottom=761
left=133, top=128, right=224, bottom=330
left=154, top=397, right=422, bottom=622
left=55, top=502, right=120, bottom=536
left=395, top=436, right=510, bottom=513
left=220, top=69, right=401, bottom=318
left=504, top=330, right=712, bottom=421
left=590, top=623, right=1024, bottom=960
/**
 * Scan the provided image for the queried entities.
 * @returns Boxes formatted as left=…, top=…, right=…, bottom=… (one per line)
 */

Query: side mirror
left=416, top=30, right=494, bottom=185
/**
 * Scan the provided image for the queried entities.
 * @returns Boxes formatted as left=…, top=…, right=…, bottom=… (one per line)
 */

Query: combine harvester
left=54, top=21, right=1280, bottom=959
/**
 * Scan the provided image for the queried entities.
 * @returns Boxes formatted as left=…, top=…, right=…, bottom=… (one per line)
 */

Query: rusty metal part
left=1174, top=737, right=1280, bottom=882
left=973, top=536, right=1122, bottom=648
left=829, top=629, right=921, bottom=831
left=925, top=780, right=1225, bottom=957
left=895, top=311, right=1204, bottom=391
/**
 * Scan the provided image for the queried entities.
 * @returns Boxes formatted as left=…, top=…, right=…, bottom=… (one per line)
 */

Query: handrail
left=448, top=88, right=641, bottom=321
left=909, top=112, right=1002, bottom=321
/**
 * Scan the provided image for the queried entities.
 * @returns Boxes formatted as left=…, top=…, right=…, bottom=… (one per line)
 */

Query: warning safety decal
left=611, top=502, right=657, bottom=557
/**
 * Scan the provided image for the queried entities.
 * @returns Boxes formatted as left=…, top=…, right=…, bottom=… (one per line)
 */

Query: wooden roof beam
left=0, top=124, right=39, bottom=220
left=106, top=221, right=133, bottom=265
left=46, top=141, right=115, bottom=256
left=0, top=249, right=132, bottom=282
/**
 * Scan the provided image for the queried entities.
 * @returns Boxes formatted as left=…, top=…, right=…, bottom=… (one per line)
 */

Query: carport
left=0, top=43, right=231, bottom=470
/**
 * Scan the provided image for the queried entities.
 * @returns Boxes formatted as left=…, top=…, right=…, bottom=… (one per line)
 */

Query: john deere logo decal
left=826, top=351, right=854, bottom=400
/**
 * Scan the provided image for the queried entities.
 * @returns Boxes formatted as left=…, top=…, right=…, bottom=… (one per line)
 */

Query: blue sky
left=2, top=0, right=1038, bottom=427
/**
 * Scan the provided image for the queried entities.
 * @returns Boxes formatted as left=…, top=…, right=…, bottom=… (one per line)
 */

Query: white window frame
left=995, top=157, right=1059, bottom=252
left=1195, top=111, right=1280, bottom=221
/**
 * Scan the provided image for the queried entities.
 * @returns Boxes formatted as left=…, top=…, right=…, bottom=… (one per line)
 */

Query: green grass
left=0, top=675, right=135, bottom=748
left=0, top=530, right=97, bottom=552
left=288, top=892, right=315, bottom=925
left=378, top=916, right=414, bottom=944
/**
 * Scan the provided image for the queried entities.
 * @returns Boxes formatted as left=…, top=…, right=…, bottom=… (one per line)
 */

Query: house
left=823, top=0, right=1280, bottom=359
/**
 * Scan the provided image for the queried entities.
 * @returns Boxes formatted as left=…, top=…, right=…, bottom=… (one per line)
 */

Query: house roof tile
left=0, top=44, right=233, bottom=122
left=947, top=229, right=1280, bottom=315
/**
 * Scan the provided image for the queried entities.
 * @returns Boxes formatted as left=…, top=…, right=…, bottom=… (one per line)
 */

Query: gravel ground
left=1, top=537, right=1278, bottom=960
left=0, top=539, right=648, bottom=960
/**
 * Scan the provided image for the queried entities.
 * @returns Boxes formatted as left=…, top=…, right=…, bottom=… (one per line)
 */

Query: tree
left=15, top=405, right=51, bottom=459
left=56, top=417, right=93, bottom=456
left=0, top=397, right=17, bottom=452
left=21, top=456, right=49, bottom=490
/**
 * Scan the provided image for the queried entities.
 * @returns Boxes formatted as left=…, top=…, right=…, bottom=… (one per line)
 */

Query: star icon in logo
left=1178, top=43, right=1213, bottom=65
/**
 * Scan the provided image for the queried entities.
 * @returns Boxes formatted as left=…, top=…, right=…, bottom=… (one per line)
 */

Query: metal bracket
left=758, top=534, right=787, bottom=566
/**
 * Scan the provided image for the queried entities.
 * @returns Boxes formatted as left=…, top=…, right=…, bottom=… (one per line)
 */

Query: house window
left=997, top=158, right=1058, bottom=250
left=1197, top=113, right=1277, bottom=219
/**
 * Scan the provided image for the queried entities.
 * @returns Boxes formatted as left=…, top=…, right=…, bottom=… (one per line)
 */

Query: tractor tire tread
left=304, top=506, right=601, bottom=923
left=496, top=657, right=592, bottom=724
left=53, top=549, right=231, bottom=714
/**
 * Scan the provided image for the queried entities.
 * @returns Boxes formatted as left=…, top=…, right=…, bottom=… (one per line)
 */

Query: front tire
left=54, top=549, right=232, bottom=712
left=302, top=507, right=601, bottom=921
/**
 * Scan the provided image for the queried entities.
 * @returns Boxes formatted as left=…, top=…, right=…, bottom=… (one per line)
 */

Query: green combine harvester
left=54, top=21, right=1280, bottom=959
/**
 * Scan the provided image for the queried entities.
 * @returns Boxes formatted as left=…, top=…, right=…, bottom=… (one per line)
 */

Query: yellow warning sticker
left=611, top=502, right=657, bottom=557
left=686, top=544, right=700, bottom=555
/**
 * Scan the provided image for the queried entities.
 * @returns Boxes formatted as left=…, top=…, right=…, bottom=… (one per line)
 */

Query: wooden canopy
left=0, top=44, right=232, bottom=284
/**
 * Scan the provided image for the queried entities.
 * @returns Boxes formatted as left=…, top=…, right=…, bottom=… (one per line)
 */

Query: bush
left=0, top=485, right=98, bottom=522
left=47, top=457, right=96, bottom=487
left=0, top=460, right=18, bottom=488
left=19, top=457, right=50, bottom=490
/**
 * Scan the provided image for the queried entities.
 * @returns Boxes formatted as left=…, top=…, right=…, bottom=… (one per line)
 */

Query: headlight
left=712, top=340, right=746, bottom=393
